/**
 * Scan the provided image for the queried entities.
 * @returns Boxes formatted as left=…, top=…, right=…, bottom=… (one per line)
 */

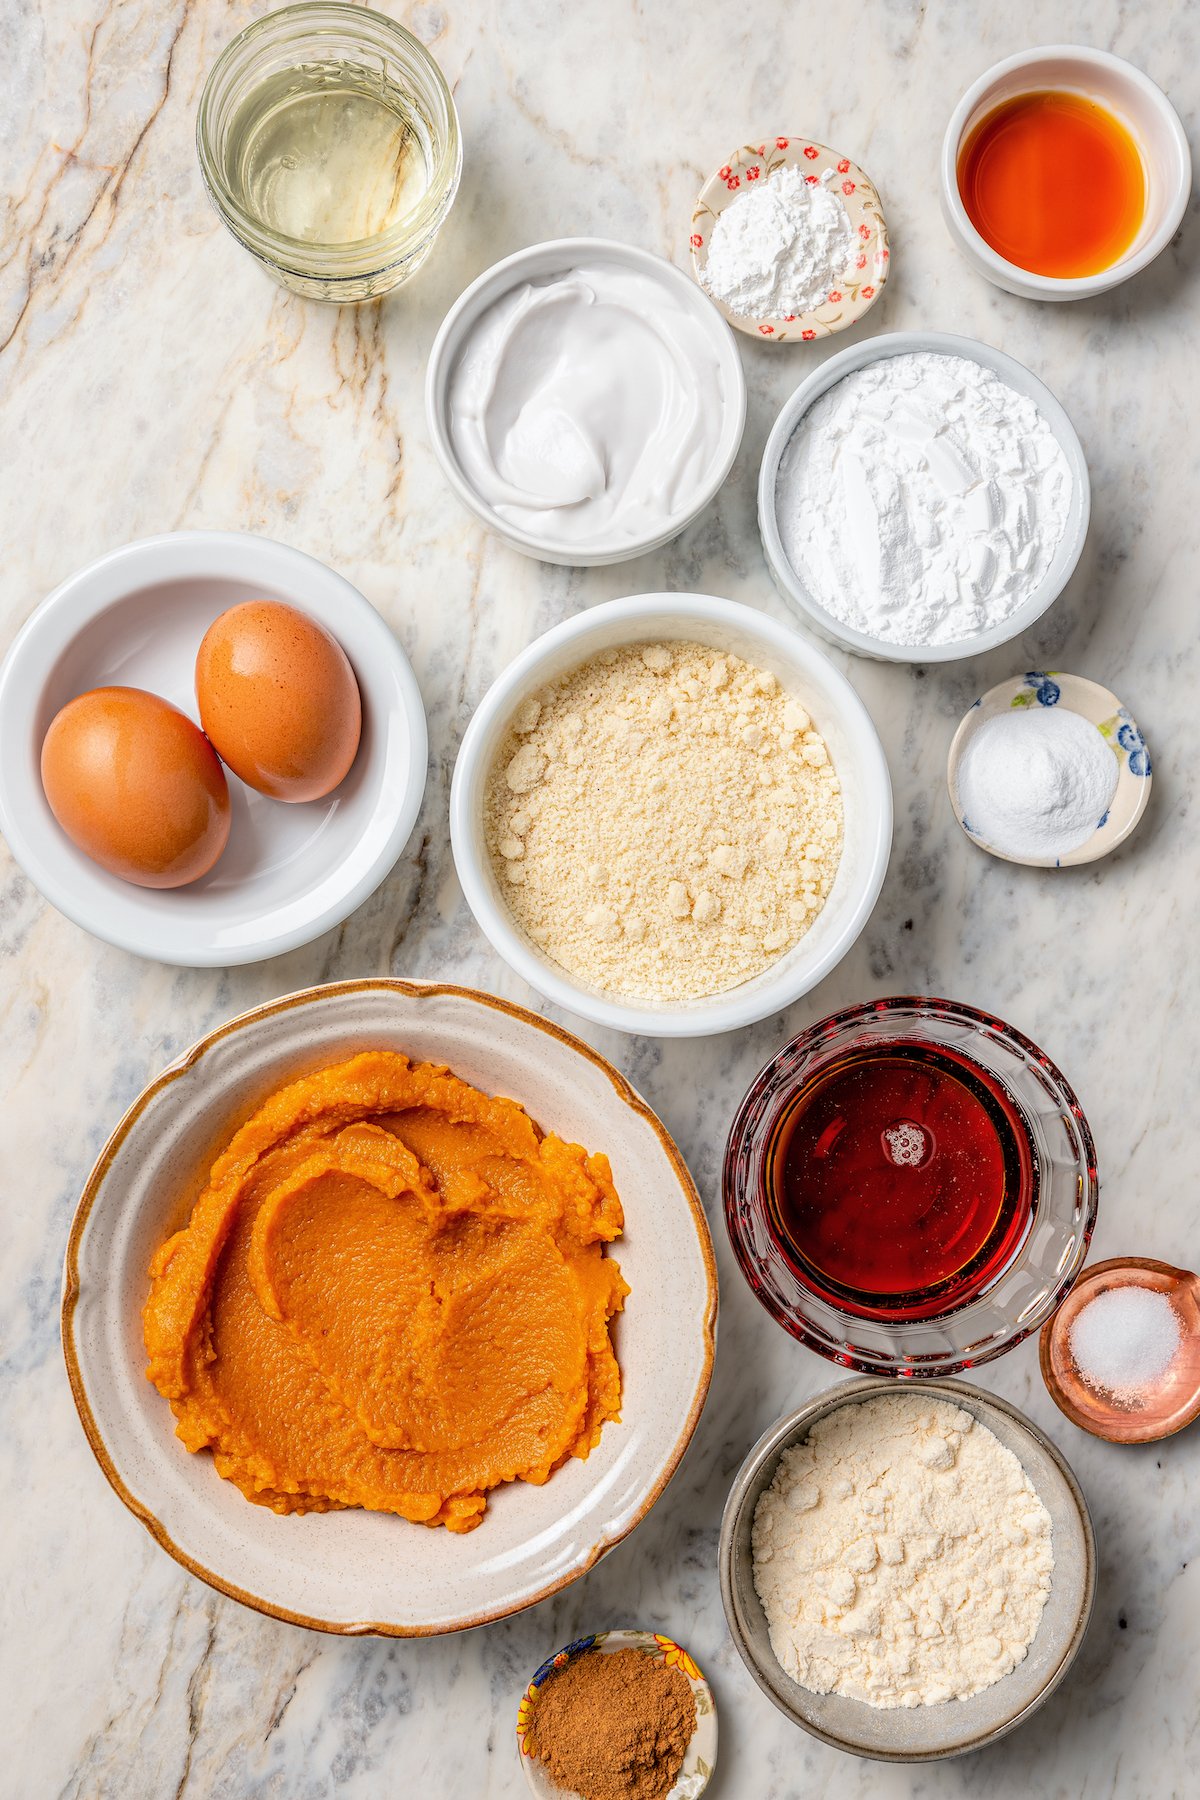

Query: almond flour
left=482, top=641, right=844, bottom=1003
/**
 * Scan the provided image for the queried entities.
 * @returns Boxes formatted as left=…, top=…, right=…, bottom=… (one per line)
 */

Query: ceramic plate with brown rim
left=61, top=979, right=717, bottom=1636
left=1040, top=1257, right=1200, bottom=1444
left=689, top=137, right=889, bottom=341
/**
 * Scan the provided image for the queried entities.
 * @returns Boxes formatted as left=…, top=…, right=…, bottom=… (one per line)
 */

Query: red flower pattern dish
left=690, top=136, right=890, bottom=342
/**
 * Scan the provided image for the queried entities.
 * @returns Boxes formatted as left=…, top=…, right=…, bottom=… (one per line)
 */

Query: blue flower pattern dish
left=947, top=672, right=1153, bottom=869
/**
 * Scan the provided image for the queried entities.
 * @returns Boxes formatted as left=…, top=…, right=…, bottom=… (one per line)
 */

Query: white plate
left=0, top=532, right=427, bottom=965
left=62, top=980, right=717, bottom=1635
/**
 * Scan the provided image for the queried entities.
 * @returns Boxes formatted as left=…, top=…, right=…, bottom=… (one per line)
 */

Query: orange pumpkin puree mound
left=143, top=1051, right=628, bottom=1533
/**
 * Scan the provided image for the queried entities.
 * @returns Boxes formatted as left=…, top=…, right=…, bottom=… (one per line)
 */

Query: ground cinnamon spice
left=525, top=1647, right=697, bottom=1800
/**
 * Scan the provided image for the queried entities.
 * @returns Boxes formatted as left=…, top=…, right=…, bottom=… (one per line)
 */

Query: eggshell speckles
left=40, top=687, right=231, bottom=888
left=195, top=600, right=362, bottom=803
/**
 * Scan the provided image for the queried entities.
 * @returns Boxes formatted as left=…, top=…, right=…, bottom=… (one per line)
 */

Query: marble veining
left=2, top=1, right=1199, bottom=1796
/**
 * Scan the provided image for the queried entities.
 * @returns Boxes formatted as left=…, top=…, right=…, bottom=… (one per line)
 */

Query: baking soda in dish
left=1069, top=1286, right=1182, bottom=1400
left=701, top=163, right=857, bottom=318
left=957, top=705, right=1118, bottom=861
left=775, top=351, right=1072, bottom=647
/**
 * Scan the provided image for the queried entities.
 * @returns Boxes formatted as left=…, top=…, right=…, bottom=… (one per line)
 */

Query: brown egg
left=195, top=600, right=362, bottom=803
left=40, top=687, right=231, bottom=888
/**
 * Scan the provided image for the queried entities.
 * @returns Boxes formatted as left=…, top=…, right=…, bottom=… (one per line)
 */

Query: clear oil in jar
left=222, top=59, right=433, bottom=246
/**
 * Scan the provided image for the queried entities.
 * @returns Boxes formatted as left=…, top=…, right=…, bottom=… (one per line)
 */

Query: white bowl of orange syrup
left=940, top=45, right=1190, bottom=301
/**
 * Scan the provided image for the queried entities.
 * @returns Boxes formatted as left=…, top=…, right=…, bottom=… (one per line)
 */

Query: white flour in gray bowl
left=751, top=1393, right=1054, bottom=1709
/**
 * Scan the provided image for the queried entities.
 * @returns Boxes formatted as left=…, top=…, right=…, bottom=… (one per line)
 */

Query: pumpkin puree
left=143, top=1051, right=628, bottom=1532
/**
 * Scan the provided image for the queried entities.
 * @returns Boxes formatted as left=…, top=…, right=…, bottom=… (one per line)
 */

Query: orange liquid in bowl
left=957, top=90, right=1145, bottom=277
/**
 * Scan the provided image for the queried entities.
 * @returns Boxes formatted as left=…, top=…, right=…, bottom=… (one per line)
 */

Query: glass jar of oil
left=197, top=3, right=461, bottom=302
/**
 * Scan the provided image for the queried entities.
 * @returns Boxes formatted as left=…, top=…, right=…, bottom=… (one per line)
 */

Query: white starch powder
left=701, top=163, right=856, bottom=319
left=957, top=704, right=1118, bottom=861
left=752, top=1396, right=1054, bottom=1709
left=775, top=351, right=1073, bottom=647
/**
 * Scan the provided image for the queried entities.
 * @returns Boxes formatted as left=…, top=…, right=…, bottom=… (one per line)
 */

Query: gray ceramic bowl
left=719, top=1377, right=1096, bottom=1761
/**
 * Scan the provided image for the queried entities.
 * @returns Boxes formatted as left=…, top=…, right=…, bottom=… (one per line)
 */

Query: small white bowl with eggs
left=0, top=532, right=427, bottom=966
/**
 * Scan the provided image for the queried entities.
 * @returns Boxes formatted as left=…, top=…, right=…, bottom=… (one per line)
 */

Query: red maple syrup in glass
left=765, top=1040, right=1036, bottom=1320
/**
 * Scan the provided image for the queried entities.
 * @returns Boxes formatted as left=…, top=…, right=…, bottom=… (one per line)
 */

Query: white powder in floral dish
left=700, top=162, right=858, bottom=319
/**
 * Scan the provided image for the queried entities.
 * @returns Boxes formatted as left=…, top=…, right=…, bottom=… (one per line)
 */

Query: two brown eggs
left=40, top=601, right=362, bottom=888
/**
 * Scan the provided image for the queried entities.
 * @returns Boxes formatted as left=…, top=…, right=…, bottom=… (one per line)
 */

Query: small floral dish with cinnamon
left=516, top=1628, right=717, bottom=1800
left=690, top=138, right=889, bottom=341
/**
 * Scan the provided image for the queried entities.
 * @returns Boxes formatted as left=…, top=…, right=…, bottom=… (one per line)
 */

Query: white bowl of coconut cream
left=426, top=239, right=746, bottom=565
left=759, top=331, right=1090, bottom=663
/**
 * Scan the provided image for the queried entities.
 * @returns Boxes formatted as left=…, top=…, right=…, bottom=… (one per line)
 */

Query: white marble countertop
left=2, top=1, right=1198, bottom=1795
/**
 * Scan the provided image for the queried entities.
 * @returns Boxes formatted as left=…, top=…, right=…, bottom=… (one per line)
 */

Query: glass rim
left=195, top=1, right=462, bottom=273
left=722, top=994, right=1100, bottom=1375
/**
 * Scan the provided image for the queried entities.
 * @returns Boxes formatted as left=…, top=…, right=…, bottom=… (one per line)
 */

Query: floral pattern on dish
left=689, top=138, right=889, bottom=342
left=948, top=671, right=1153, bottom=868
left=1010, top=671, right=1063, bottom=708
left=1107, top=711, right=1153, bottom=777
left=1009, top=672, right=1152, bottom=776
left=516, top=1627, right=717, bottom=1796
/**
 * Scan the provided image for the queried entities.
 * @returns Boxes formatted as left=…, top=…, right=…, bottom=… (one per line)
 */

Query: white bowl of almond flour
left=720, top=1379, right=1096, bottom=1761
left=450, top=595, right=892, bottom=1036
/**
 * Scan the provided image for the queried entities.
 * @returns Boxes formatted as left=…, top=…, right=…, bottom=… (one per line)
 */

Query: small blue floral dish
left=947, top=671, right=1152, bottom=868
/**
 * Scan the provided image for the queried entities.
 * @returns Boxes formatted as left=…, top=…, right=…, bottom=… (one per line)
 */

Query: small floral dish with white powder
left=948, top=672, right=1152, bottom=869
left=690, top=138, right=889, bottom=341
left=720, top=1377, right=1096, bottom=1761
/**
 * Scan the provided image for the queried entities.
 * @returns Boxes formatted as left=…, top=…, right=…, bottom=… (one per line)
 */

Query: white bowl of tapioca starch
left=759, top=331, right=1090, bottom=664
